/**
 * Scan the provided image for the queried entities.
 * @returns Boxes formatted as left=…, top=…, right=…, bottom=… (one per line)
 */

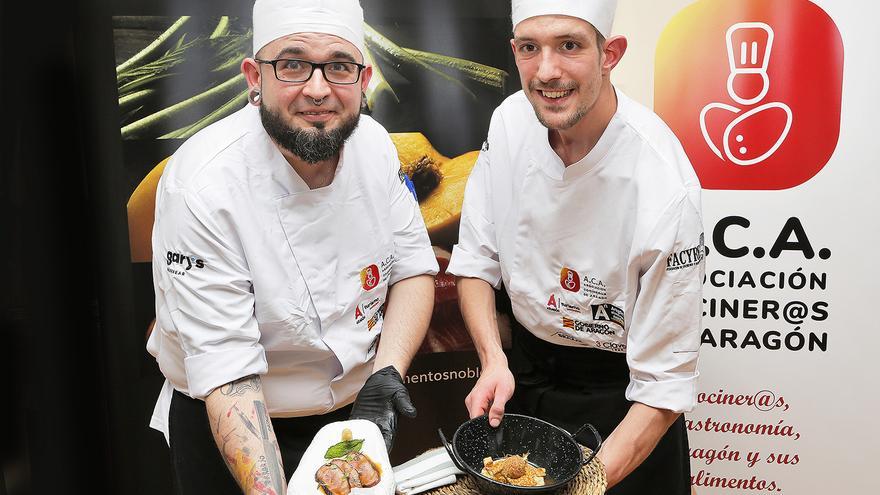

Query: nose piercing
left=312, top=97, right=325, bottom=106
left=249, top=89, right=261, bottom=104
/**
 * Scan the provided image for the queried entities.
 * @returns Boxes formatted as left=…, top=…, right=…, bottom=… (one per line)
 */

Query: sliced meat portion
left=331, top=459, right=362, bottom=489
left=346, top=452, right=381, bottom=488
left=315, top=462, right=351, bottom=495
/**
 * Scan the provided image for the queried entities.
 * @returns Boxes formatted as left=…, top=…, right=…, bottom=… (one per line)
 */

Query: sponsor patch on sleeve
left=667, top=233, right=706, bottom=271
left=164, top=250, right=205, bottom=276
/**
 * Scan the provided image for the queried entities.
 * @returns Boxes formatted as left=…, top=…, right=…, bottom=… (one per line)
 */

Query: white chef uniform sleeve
left=154, top=186, right=267, bottom=399
left=385, top=138, right=439, bottom=284
left=625, top=195, right=705, bottom=413
left=446, top=142, right=502, bottom=288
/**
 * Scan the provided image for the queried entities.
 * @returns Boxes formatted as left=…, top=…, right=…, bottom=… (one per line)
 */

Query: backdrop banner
left=615, top=0, right=877, bottom=493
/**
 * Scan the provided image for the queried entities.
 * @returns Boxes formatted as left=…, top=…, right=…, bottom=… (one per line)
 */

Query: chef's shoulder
left=616, top=92, right=701, bottom=199
left=346, top=114, right=401, bottom=175
left=489, top=90, right=539, bottom=140
left=477, top=91, right=538, bottom=167
left=158, top=106, right=254, bottom=200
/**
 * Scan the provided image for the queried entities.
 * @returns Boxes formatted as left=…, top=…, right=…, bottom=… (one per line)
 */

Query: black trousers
left=168, top=390, right=352, bottom=495
left=506, top=324, right=691, bottom=495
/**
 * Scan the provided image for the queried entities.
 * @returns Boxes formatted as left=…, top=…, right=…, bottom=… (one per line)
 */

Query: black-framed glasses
left=255, top=58, right=366, bottom=85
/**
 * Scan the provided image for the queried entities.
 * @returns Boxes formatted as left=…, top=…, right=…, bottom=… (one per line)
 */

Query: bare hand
left=464, top=365, right=515, bottom=428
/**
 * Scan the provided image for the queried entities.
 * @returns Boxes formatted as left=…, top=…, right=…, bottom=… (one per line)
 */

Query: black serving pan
left=438, top=414, right=602, bottom=494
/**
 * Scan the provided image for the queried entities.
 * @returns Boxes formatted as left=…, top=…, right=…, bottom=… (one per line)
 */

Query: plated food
left=289, top=420, right=394, bottom=495
left=315, top=428, right=383, bottom=495
left=480, top=453, right=546, bottom=487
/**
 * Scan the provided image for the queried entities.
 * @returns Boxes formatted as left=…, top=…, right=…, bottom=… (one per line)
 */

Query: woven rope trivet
left=422, top=447, right=606, bottom=495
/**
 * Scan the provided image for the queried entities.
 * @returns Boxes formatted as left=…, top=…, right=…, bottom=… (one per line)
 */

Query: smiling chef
left=446, top=0, right=706, bottom=493
left=145, top=0, right=438, bottom=493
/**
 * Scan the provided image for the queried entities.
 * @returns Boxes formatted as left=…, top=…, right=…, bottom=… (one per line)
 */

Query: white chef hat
left=511, top=0, right=617, bottom=38
left=252, top=0, right=365, bottom=58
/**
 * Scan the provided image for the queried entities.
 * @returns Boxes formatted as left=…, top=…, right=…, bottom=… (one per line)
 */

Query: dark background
left=1, top=0, right=518, bottom=494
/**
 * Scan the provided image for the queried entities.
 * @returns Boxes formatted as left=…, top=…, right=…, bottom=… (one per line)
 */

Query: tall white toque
left=252, top=0, right=365, bottom=58
left=510, top=0, right=617, bottom=37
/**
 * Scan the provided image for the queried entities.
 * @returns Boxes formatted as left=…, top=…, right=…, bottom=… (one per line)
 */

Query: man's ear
left=360, top=64, right=373, bottom=94
left=602, top=35, right=628, bottom=74
left=241, top=58, right=262, bottom=91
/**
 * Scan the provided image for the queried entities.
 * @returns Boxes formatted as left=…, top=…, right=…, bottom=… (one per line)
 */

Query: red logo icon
left=655, top=0, right=843, bottom=190
left=547, top=294, right=558, bottom=309
left=560, top=268, right=580, bottom=293
left=355, top=305, right=364, bottom=321
left=360, top=265, right=380, bottom=291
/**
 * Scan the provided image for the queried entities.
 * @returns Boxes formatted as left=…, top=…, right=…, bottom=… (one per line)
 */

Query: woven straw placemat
left=421, top=447, right=606, bottom=495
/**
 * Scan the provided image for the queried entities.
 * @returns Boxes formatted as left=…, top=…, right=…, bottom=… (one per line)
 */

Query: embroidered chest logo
left=361, top=264, right=380, bottom=291
left=591, top=303, right=625, bottom=328
left=355, top=297, right=383, bottom=325
left=562, top=316, right=616, bottom=336
left=367, top=304, right=385, bottom=331
left=560, top=267, right=581, bottom=292
left=583, top=275, right=607, bottom=299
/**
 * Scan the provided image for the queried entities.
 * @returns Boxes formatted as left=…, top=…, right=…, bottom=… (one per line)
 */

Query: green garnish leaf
left=324, top=439, right=364, bottom=459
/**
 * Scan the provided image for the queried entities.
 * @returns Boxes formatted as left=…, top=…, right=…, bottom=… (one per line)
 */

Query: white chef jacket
left=147, top=105, right=438, bottom=439
left=447, top=89, right=704, bottom=413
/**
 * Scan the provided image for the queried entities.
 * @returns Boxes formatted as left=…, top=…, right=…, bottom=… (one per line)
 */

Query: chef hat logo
left=361, top=265, right=380, bottom=291
left=252, top=0, right=365, bottom=58
left=511, top=0, right=618, bottom=37
left=559, top=267, right=581, bottom=293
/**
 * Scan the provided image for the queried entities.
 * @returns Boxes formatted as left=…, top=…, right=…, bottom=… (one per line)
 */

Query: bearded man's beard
left=260, top=105, right=360, bottom=163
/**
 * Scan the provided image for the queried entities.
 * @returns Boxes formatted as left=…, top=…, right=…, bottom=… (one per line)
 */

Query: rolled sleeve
left=626, top=195, right=705, bottom=413
left=153, top=185, right=266, bottom=399
left=446, top=150, right=502, bottom=288
left=184, top=346, right=268, bottom=399
left=385, top=138, right=439, bottom=285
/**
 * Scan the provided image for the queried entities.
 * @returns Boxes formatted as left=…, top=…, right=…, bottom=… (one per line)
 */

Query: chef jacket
left=447, top=89, right=704, bottom=413
left=147, top=105, right=438, bottom=438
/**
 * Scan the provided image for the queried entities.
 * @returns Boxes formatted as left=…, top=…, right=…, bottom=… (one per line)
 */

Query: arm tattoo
left=254, top=400, right=285, bottom=495
left=220, top=375, right=262, bottom=397
left=233, top=403, right=261, bottom=439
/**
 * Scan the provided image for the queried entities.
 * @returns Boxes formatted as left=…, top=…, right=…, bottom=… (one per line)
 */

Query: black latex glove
left=349, top=365, right=417, bottom=452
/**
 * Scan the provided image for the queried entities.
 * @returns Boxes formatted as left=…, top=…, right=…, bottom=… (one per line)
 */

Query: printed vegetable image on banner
left=654, top=0, right=843, bottom=190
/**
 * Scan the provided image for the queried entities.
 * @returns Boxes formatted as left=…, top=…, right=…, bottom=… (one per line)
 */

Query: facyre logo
left=667, top=233, right=706, bottom=272
left=655, top=0, right=843, bottom=190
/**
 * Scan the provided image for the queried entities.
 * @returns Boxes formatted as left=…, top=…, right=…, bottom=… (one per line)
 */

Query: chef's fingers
left=464, top=386, right=491, bottom=419
left=488, top=378, right=514, bottom=428
left=394, top=389, right=418, bottom=418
